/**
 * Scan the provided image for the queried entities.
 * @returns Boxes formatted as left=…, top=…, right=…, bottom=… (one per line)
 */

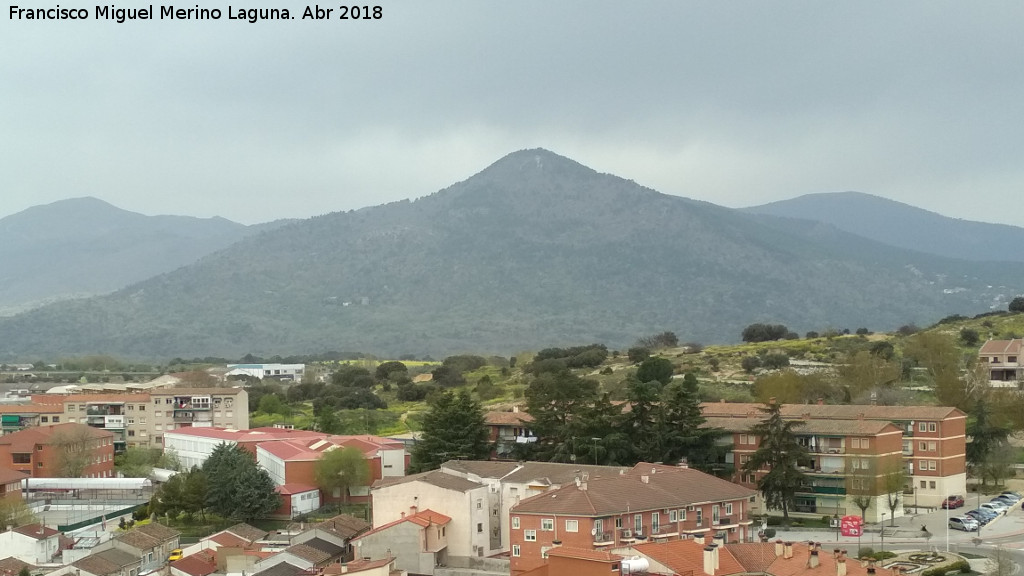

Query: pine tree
left=741, top=401, right=808, bottom=521
left=660, top=373, right=724, bottom=470
left=524, top=369, right=600, bottom=462
left=203, top=443, right=280, bottom=521
left=412, top=390, right=489, bottom=471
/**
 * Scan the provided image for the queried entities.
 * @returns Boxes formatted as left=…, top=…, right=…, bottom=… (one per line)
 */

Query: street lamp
left=591, top=438, right=601, bottom=465
left=881, top=512, right=887, bottom=553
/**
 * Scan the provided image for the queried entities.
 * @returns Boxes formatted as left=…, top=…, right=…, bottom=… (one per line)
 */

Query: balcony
left=593, top=532, right=614, bottom=546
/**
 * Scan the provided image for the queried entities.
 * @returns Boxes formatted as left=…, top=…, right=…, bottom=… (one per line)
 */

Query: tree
left=636, top=357, right=674, bottom=386
left=987, top=546, right=1014, bottom=576
left=0, top=495, right=35, bottom=527
left=966, top=392, right=1012, bottom=475
left=116, top=447, right=163, bottom=478
left=332, top=365, right=372, bottom=387
left=904, top=332, right=968, bottom=409
left=741, top=401, right=807, bottom=521
left=258, top=394, right=287, bottom=416
left=202, top=443, right=280, bottom=521
left=636, top=331, right=679, bottom=349
left=742, top=324, right=790, bottom=343
left=314, top=446, right=370, bottom=503
left=839, top=351, right=901, bottom=398
left=50, top=425, right=99, bottom=477
left=375, top=361, right=408, bottom=381
left=741, top=356, right=762, bottom=374
left=627, top=347, right=651, bottom=364
left=658, top=373, right=724, bottom=470
left=960, top=328, right=980, bottom=346
left=1009, top=297, right=1024, bottom=313
left=412, top=390, right=489, bottom=471
left=845, top=457, right=878, bottom=522
left=524, top=370, right=601, bottom=462
left=316, top=408, right=343, bottom=434
left=882, top=463, right=906, bottom=526
left=620, top=377, right=662, bottom=462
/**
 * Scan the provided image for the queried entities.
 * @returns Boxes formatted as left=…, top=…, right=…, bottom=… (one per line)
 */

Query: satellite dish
left=591, top=527, right=597, bottom=536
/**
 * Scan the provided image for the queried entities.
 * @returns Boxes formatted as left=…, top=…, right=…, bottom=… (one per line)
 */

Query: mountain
left=0, top=197, right=290, bottom=315
left=0, top=150, right=1021, bottom=360
left=743, top=191, right=1024, bottom=263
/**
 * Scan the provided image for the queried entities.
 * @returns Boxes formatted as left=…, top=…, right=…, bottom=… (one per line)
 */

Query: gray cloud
left=2, top=1, right=1023, bottom=225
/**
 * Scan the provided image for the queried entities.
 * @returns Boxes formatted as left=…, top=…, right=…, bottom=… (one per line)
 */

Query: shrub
left=761, top=528, right=776, bottom=539
left=761, top=353, right=790, bottom=370
left=741, top=356, right=762, bottom=373
left=858, top=547, right=874, bottom=559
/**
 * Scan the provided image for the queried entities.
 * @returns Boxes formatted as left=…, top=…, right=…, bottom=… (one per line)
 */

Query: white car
left=949, top=516, right=980, bottom=532
left=980, top=502, right=1008, bottom=515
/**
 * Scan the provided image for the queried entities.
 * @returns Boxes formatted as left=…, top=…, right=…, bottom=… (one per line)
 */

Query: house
left=290, top=514, right=370, bottom=562
left=0, top=524, right=61, bottom=565
left=371, top=470, right=490, bottom=561
left=97, top=522, right=180, bottom=573
left=275, top=484, right=321, bottom=518
left=483, top=409, right=535, bottom=460
left=350, top=509, right=450, bottom=575
left=509, top=463, right=758, bottom=576
left=0, top=423, right=115, bottom=479
left=0, top=466, right=29, bottom=499
left=700, top=401, right=967, bottom=511
left=979, top=339, right=1024, bottom=384
left=439, top=460, right=630, bottom=553
left=72, top=548, right=143, bottom=576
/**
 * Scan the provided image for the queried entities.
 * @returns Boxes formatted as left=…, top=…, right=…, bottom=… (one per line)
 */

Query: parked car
left=966, top=509, right=996, bottom=524
left=996, top=492, right=1022, bottom=503
left=980, top=501, right=1008, bottom=515
left=942, top=495, right=965, bottom=509
left=168, top=549, right=183, bottom=561
left=949, top=516, right=980, bottom=532
left=991, top=495, right=1018, bottom=506
left=1001, top=491, right=1022, bottom=499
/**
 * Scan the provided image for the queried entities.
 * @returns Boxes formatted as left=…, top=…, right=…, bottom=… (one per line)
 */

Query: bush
left=872, top=551, right=897, bottom=561
left=920, top=560, right=970, bottom=576
left=599, top=367, right=613, bottom=375
left=1010, top=296, right=1024, bottom=313
left=761, top=528, right=776, bottom=539
left=741, top=356, right=762, bottom=373
left=960, top=328, right=980, bottom=346
left=806, top=331, right=820, bottom=339
left=761, top=353, right=790, bottom=370
left=858, top=547, right=874, bottom=559
left=627, top=347, right=651, bottom=364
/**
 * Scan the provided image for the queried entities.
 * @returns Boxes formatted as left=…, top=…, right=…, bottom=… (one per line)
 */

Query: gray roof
left=254, top=562, right=306, bottom=576
left=73, top=549, right=141, bottom=576
left=373, top=469, right=484, bottom=493
left=441, top=459, right=630, bottom=485
left=301, top=537, right=344, bottom=558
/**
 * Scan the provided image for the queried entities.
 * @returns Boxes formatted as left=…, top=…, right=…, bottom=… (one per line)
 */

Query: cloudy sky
left=3, top=2, right=1023, bottom=226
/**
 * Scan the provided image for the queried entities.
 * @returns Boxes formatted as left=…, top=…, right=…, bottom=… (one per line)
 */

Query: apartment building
left=509, top=462, right=757, bottom=576
left=25, top=387, right=249, bottom=450
left=700, top=402, right=966, bottom=513
left=0, top=423, right=115, bottom=478
left=979, top=339, right=1024, bottom=383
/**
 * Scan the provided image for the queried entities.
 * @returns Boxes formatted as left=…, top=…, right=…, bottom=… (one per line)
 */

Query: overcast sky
left=3, top=2, right=1023, bottom=226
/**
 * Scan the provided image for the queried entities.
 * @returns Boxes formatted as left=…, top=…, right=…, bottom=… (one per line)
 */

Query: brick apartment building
left=509, top=462, right=757, bottom=576
left=700, top=402, right=967, bottom=516
left=0, top=423, right=115, bottom=478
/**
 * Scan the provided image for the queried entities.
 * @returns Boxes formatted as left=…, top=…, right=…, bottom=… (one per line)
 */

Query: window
left=651, top=513, right=659, bottom=533
left=920, top=480, right=927, bottom=489
left=725, top=503, right=733, bottom=515
left=615, top=517, right=622, bottom=528
left=541, top=518, right=554, bottom=531
left=69, top=405, right=76, bottom=412
left=12, top=453, right=30, bottom=464
left=634, top=514, right=642, bottom=533
left=696, top=510, right=703, bottom=526
left=128, top=430, right=135, bottom=437
left=477, top=523, right=483, bottom=533
left=37, top=462, right=43, bottom=467
left=69, top=418, right=76, bottom=423
left=41, top=417, right=48, bottom=423
left=928, top=441, right=937, bottom=451
left=476, top=499, right=482, bottom=509
left=928, top=423, right=937, bottom=432
left=929, top=481, right=936, bottom=489
left=52, top=416, right=59, bottom=422
left=919, top=422, right=927, bottom=432
left=139, top=405, right=145, bottom=411
left=140, top=418, right=146, bottom=424
left=512, top=545, right=520, bottom=557
left=128, top=405, right=134, bottom=411
left=918, top=460, right=926, bottom=471
left=595, top=519, right=603, bottom=535
left=565, top=520, right=578, bottom=532
left=679, top=509, right=686, bottom=521
left=512, top=516, right=520, bottom=529
left=928, top=460, right=936, bottom=471
left=524, top=530, right=536, bottom=542
left=669, top=510, right=677, bottom=522
left=128, top=418, right=135, bottom=425
left=919, top=441, right=927, bottom=451
left=155, top=411, right=162, bottom=417
left=1010, top=356, right=1018, bottom=363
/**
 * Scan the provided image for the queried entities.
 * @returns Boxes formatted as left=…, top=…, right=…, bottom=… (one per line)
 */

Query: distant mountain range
left=0, top=197, right=289, bottom=315
left=744, top=192, right=1024, bottom=263
left=0, top=151, right=1022, bottom=360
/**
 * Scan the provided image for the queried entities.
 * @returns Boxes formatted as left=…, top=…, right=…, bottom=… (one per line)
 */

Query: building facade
left=700, top=402, right=967, bottom=513
left=509, top=463, right=757, bottom=576
left=979, top=339, right=1024, bottom=384
left=0, top=423, right=115, bottom=478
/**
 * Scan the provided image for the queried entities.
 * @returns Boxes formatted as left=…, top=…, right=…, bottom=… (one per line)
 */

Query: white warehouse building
left=226, top=363, right=305, bottom=381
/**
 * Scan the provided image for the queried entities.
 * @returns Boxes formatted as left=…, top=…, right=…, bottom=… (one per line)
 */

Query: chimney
left=410, top=505, right=418, bottom=515
left=703, top=547, right=716, bottom=576
left=784, top=542, right=793, bottom=559
left=340, top=566, right=348, bottom=574
left=774, top=539, right=784, bottom=557
left=677, top=458, right=689, bottom=469
left=713, top=533, right=726, bottom=550
left=400, top=512, right=405, bottom=518
left=711, top=543, right=720, bottom=570
left=641, top=475, right=649, bottom=484
left=837, top=557, right=847, bottom=576
left=694, top=534, right=705, bottom=545
left=807, top=546, right=820, bottom=570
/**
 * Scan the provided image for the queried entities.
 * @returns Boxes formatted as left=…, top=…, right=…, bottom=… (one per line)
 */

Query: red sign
left=840, top=515, right=863, bottom=537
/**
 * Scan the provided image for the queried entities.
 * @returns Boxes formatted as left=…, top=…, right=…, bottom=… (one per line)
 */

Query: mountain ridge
left=1, top=151, right=1021, bottom=359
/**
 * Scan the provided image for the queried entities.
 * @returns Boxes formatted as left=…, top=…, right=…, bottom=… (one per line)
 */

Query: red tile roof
left=484, top=410, right=534, bottom=426
left=700, top=402, right=964, bottom=421
left=210, top=532, right=250, bottom=548
left=12, top=523, right=59, bottom=540
left=171, top=555, right=217, bottom=576
left=512, top=463, right=755, bottom=516
left=354, top=509, right=450, bottom=540
left=634, top=539, right=745, bottom=576
left=979, top=339, right=1024, bottom=355
left=546, top=547, right=622, bottom=562
left=0, top=466, right=29, bottom=485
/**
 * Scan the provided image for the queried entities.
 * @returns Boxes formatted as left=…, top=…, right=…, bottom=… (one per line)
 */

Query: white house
left=0, top=524, right=61, bottom=564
